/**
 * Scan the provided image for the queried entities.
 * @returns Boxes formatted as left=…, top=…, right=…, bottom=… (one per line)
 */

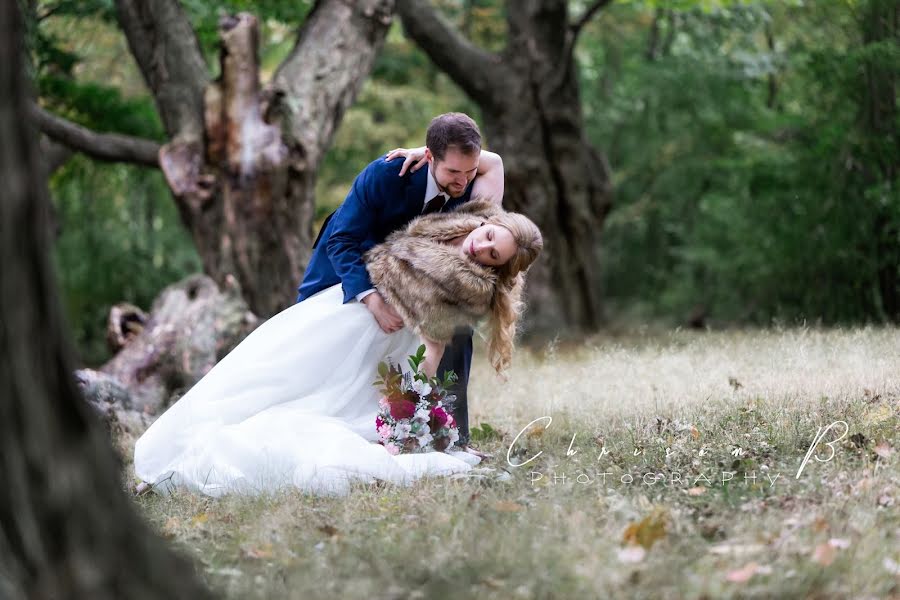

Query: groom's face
left=426, top=147, right=480, bottom=198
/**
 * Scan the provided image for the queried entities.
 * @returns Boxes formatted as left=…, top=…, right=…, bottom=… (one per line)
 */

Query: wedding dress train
left=133, top=284, right=480, bottom=497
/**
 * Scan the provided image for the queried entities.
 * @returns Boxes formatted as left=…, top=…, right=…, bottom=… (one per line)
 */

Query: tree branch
left=39, top=136, right=74, bottom=174
left=113, top=0, right=209, bottom=142
left=396, top=0, right=503, bottom=110
left=270, top=0, right=394, bottom=169
left=30, top=105, right=161, bottom=167
left=570, top=0, right=613, bottom=39
left=556, top=0, right=613, bottom=89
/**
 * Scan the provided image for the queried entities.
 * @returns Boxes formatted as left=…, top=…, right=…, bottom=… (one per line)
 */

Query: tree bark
left=398, top=0, right=613, bottom=335
left=860, top=0, right=899, bottom=320
left=30, top=104, right=161, bottom=167
left=107, top=0, right=395, bottom=318
left=0, top=3, right=213, bottom=597
left=90, top=273, right=258, bottom=415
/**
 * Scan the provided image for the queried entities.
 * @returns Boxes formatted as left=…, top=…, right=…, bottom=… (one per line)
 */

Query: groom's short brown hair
left=426, top=112, right=482, bottom=160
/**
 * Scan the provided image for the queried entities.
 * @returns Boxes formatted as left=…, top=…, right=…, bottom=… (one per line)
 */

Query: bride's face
left=460, top=223, right=517, bottom=267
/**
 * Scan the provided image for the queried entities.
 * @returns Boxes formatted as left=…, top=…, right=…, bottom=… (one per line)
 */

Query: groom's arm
left=325, top=164, right=381, bottom=304
left=325, top=159, right=400, bottom=305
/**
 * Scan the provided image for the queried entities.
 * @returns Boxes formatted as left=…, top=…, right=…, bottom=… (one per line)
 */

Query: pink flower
left=377, top=424, right=393, bottom=442
left=378, top=397, right=389, bottom=410
left=385, top=443, right=400, bottom=456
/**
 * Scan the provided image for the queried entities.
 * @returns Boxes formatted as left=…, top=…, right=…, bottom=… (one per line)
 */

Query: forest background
left=27, top=0, right=899, bottom=366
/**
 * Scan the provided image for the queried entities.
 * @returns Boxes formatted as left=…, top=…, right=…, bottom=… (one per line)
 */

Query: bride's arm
left=421, top=337, right=445, bottom=379
left=385, top=147, right=504, bottom=205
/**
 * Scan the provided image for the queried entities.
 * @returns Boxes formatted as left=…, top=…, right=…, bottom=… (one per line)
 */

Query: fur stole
left=364, top=199, right=503, bottom=343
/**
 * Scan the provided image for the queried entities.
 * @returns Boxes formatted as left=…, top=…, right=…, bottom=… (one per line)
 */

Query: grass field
left=124, top=328, right=900, bottom=599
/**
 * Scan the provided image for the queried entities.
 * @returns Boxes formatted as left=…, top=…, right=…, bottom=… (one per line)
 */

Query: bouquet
left=374, top=345, right=460, bottom=455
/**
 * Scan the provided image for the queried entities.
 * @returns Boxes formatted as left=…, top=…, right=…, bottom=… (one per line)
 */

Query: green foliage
left=583, top=1, right=900, bottom=325
left=50, top=158, right=202, bottom=366
left=374, top=345, right=458, bottom=392
left=28, top=0, right=900, bottom=360
left=180, top=0, right=313, bottom=65
left=470, top=422, right=502, bottom=442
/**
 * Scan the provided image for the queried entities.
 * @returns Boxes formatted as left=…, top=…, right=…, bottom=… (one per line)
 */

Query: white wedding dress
left=133, top=284, right=480, bottom=497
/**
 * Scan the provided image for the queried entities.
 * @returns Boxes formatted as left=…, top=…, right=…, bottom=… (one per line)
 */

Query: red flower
left=430, top=406, right=449, bottom=429
left=389, top=399, right=416, bottom=420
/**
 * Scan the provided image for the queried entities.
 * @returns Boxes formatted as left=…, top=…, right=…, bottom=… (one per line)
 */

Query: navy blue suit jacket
left=297, top=157, right=475, bottom=304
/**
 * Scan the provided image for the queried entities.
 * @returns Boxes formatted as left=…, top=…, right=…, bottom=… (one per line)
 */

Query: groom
left=296, top=112, right=503, bottom=455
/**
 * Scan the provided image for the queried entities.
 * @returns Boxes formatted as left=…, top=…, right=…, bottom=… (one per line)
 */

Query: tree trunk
left=397, top=0, right=613, bottom=335
left=78, top=274, right=258, bottom=417
left=860, top=0, right=899, bottom=321
left=0, top=3, right=213, bottom=597
left=77, top=0, right=393, bottom=319
left=151, top=4, right=394, bottom=318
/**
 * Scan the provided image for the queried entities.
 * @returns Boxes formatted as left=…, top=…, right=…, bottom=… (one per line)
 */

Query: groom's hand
left=362, top=292, right=404, bottom=333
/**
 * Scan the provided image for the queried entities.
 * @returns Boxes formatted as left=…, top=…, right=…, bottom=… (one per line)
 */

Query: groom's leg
left=438, top=326, right=473, bottom=446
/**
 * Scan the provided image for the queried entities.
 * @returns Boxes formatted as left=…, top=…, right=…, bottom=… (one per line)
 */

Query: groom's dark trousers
left=296, top=156, right=476, bottom=445
left=437, top=327, right=473, bottom=445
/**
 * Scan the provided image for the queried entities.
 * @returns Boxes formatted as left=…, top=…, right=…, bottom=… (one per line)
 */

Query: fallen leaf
left=480, top=577, right=505, bottom=589
left=726, top=562, right=760, bottom=583
left=812, top=542, right=836, bottom=566
left=811, top=517, right=829, bottom=532
left=709, top=543, right=765, bottom=556
left=191, top=513, right=208, bottom=527
left=493, top=501, right=525, bottom=512
left=208, top=567, right=243, bottom=577
left=525, top=425, right=545, bottom=439
left=622, top=508, right=669, bottom=550
left=690, top=426, right=700, bottom=440
left=852, top=476, right=874, bottom=493
left=687, top=486, right=707, bottom=496
left=617, top=545, right=646, bottom=564
left=874, top=440, right=893, bottom=459
left=162, top=516, right=180, bottom=539
left=242, top=544, right=273, bottom=559
left=318, top=524, right=340, bottom=537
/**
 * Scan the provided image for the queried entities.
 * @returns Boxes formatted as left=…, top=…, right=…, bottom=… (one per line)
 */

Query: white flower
left=448, top=428, right=460, bottom=444
left=417, top=431, right=434, bottom=447
left=394, top=423, right=411, bottom=439
left=411, top=379, right=432, bottom=397
left=414, top=408, right=431, bottom=423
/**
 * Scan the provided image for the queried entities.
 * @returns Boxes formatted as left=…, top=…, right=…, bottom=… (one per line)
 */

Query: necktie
left=422, top=194, right=446, bottom=215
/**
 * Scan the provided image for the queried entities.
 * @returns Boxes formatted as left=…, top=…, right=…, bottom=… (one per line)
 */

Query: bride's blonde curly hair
left=482, top=212, right=543, bottom=373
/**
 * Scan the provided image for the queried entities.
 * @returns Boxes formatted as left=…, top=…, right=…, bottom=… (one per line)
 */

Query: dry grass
left=126, top=327, right=900, bottom=599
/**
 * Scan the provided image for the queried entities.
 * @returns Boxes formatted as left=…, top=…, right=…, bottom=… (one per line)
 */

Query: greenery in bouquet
left=373, top=345, right=460, bottom=454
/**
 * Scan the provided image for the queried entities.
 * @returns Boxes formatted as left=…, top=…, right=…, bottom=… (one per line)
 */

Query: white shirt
left=423, top=166, right=450, bottom=212
left=356, top=167, right=448, bottom=303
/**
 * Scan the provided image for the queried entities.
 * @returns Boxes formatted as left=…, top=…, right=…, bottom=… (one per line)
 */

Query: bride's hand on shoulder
left=385, top=146, right=427, bottom=177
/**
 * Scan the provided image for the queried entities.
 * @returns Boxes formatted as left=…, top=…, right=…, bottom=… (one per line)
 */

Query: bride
left=133, top=199, right=543, bottom=497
